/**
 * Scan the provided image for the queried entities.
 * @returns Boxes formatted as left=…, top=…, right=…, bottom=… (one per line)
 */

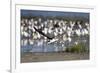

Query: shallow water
left=21, top=36, right=89, bottom=53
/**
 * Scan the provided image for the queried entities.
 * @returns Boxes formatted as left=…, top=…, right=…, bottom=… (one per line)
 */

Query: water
left=21, top=36, right=89, bottom=53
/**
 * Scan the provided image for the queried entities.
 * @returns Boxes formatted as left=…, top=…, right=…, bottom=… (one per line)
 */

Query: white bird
left=54, top=20, right=57, bottom=24
left=59, top=29, right=63, bottom=34
left=84, top=29, right=88, bottom=35
left=34, top=34, right=38, bottom=39
left=75, top=29, right=81, bottom=36
left=63, top=34, right=67, bottom=41
left=23, top=39, right=28, bottom=46
left=74, top=41, right=78, bottom=45
left=21, top=26, right=24, bottom=31
left=68, top=37, right=72, bottom=42
left=62, top=43, right=65, bottom=51
left=85, top=22, right=89, bottom=27
left=50, top=20, right=53, bottom=23
left=38, top=25, right=41, bottom=29
left=43, top=28, right=48, bottom=34
left=23, top=31, right=28, bottom=37
left=67, top=26, right=70, bottom=30
left=48, top=38, right=58, bottom=44
left=67, top=26, right=72, bottom=31
left=78, top=24, right=82, bottom=29
left=32, top=27, right=35, bottom=32
left=67, top=31, right=71, bottom=37
left=48, top=28, right=52, bottom=34
left=70, top=21, right=75, bottom=28
left=44, top=21, right=47, bottom=25
left=41, top=23, right=44, bottom=28
left=54, top=32, right=58, bottom=36
left=29, top=39, right=34, bottom=45
left=38, top=18, right=41, bottom=22
left=58, top=22, right=61, bottom=27
left=62, top=25, right=66, bottom=31
left=81, top=29, right=85, bottom=36
left=34, top=21, right=38, bottom=25
left=37, top=33, right=41, bottom=39
left=28, top=21, right=32, bottom=25
left=28, top=25, right=32, bottom=30
left=30, top=18, right=34, bottom=23
left=44, top=37, right=47, bottom=42
left=22, top=23, right=25, bottom=26
left=55, top=28, right=58, bottom=33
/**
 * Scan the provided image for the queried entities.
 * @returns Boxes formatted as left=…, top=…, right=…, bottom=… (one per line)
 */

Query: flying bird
left=33, top=26, right=54, bottom=40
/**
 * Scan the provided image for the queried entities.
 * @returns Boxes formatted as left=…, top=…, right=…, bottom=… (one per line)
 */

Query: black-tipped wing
left=34, top=26, right=54, bottom=40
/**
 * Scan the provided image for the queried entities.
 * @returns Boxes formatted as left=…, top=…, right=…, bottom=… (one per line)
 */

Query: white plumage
left=48, top=38, right=58, bottom=44
left=75, top=29, right=81, bottom=36
left=23, top=39, right=28, bottom=46
left=68, top=37, right=72, bottom=42
left=43, top=28, right=48, bottom=34
left=84, top=29, right=88, bottom=35
left=37, top=33, right=41, bottom=39
left=78, top=24, right=82, bottom=29
left=23, top=31, right=28, bottom=37
left=59, top=28, right=63, bottom=34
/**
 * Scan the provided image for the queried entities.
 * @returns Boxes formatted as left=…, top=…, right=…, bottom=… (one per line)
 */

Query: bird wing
left=33, top=26, right=54, bottom=40
left=47, top=39, right=58, bottom=44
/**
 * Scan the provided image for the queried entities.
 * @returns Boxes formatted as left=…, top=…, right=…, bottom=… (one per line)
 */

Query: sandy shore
left=21, top=52, right=89, bottom=63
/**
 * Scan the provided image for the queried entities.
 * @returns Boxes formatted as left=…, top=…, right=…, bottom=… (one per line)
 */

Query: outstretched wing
left=34, top=26, right=54, bottom=40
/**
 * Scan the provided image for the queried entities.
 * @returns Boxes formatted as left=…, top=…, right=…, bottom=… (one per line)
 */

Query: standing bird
left=68, top=37, right=72, bottom=43
left=75, top=29, right=81, bottom=36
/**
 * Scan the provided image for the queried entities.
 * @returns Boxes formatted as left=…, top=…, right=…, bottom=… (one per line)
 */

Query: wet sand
left=21, top=52, right=89, bottom=63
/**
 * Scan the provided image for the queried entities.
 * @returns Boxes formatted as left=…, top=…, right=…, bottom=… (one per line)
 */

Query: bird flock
left=21, top=17, right=89, bottom=52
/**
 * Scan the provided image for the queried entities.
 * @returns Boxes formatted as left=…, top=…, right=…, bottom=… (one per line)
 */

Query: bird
left=32, top=27, right=35, bottom=32
left=70, top=21, right=75, bottom=28
left=68, top=37, right=72, bottom=42
left=29, top=39, right=34, bottom=45
left=48, top=28, right=52, bottom=34
left=62, top=25, right=66, bottom=31
left=38, top=18, right=42, bottom=22
left=78, top=24, right=82, bottom=29
left=75, top=29, right=81, bottom=36
left=67, top=31, right=71, bottom=37
left=28, top=20, right=32, bottom=26
left=23, top=39, right=28, bottom=46
left=37, top=33, right=41, bottom=39
left=47, top=38, right=58, bottom=44
left=42, top=28, right=48, bottom=34
left=63, top=34, right=67, bottom=41
left=23, top=31, right=29, bottom=37
left=74, top=41, right=78, bottom=45
left=59, top=28, right=63, bottom=35
left=84, top=28, right=88, bottom=35
left=85, top=22, right=89, bottom=27
left=34, top=26, right=54, bottom=40
left=34, top=21, right=38, bottom=25
left=81, top=29, right=85, bottom=36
